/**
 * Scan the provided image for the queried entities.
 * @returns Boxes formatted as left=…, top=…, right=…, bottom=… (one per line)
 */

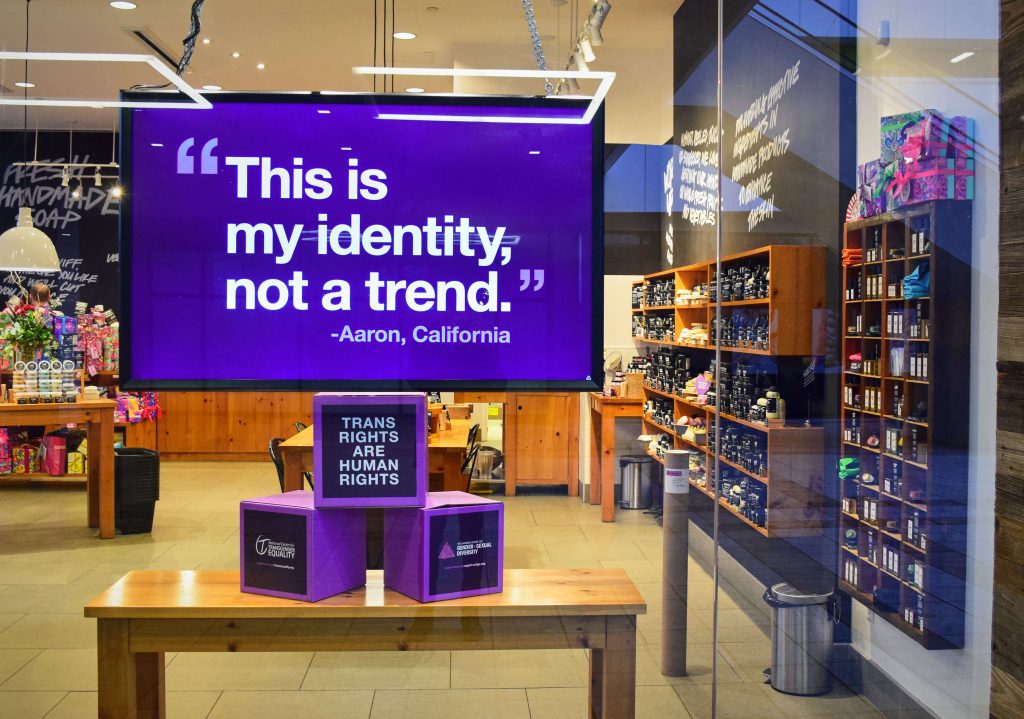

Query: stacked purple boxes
left=240, top=491, right=366, bottom=602
left=240, top=393, right=504, bottom=604
left=384, top=491, right=505, bottom=603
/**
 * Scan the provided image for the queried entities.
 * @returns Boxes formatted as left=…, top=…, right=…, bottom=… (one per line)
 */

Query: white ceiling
left=0, top=0, right=678, bottom=144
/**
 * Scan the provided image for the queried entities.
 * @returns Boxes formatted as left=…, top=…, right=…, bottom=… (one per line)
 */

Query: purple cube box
left=240, top=490, right=366, bottom=602
left=314, top=393, right=428, bottom=509
left=384, top=491, right=504, bottom=603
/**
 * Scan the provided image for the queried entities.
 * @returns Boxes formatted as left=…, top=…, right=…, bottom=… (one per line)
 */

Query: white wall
left=854, top=3, right=997, bottom=716
left=578, top=274, right=645, bottom=492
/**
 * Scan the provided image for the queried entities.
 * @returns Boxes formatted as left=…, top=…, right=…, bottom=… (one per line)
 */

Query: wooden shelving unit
left=839, top=202, right=971, bottom=650
left=634, top=244, right=825, bottom=537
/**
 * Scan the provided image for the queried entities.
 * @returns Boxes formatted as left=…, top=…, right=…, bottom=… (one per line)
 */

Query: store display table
left=86, top=568, right=645, bottom=719
left=588, top=393, right=644, bottom=522
left=0, top=399, right=117, bottom=538
left=280, top=418, right=474, bottom=493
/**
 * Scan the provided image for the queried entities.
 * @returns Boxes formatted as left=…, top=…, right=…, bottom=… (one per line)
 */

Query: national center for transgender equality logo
left=438, top=542, right=456, bottom=560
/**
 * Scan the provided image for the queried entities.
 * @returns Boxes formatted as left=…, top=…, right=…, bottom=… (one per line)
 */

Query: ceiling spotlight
left=71, top=183, right=82, bottom=199
left=202, top=84, right=222, bottom=91
left=528, top=150, right=541, bottom=155
left=317, top=109, right=331, bottom=114
left=426, top=5, right=438, bottom=10
left=109, top=1, right=137, bottom=9
left=587, top=0, right=611, bottom=46
left=579, top=34, right=596, bottom=63
left=60, top=169, right=70, bottom=187
left=573, top=46, right=590, bottom=72
left=393, top=32, right=416, bottom=40
left=232, top=51, right=241, bottom=58
left=202, top=38, right=211, bottom=45
left=110, top=185, right=123, bottom=199
left=405, top=87, right=425, bottom=93
left=564, top=58, right=581, bottom=92
left=340, top=146, right=352, bottom=151
left=150, top=142, right=163, bottom=147
left=256, top=63, right=266, bottom=70
left=93, top=169, right=102, bottom=188
left=14, top=81, right=35, bottom=89
left=950, top=51, right=975, bottom=64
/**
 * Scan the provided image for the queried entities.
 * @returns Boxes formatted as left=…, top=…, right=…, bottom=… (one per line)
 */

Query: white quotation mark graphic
left=176, top=137, right=220, bottom=174
left=519, top=269, right=544, bottom=291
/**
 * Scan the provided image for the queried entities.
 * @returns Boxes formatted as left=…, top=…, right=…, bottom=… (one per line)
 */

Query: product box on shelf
left=856, top=159, right=888, bottom=218
left=384, top=491, right=504, bottom=603
left=887, top=155, right=975, bottom=210
left=40, top=435, right=67, bottom=476
left=240, top=490, right=366, bottom=602
left=313, top=393, right=427, bottom=508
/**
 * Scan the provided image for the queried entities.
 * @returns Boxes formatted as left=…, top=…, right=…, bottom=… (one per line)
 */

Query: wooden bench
left=85, top=568, right=646, bottom=719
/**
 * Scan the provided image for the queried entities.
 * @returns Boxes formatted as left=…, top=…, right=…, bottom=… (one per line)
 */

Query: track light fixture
left=60, top=168, right=70, bottom=187
left=579, top=33, right=596, bottom=63
left=71, top=182, right=82, bottom=200
left=93, top=169, right=102, bottom=187
left=573, top=45, right=590, bottom=72
left=588, top=0, right=611, bottom=46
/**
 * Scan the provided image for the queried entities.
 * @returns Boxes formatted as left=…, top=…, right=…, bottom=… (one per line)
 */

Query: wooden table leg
left=88, top=413, right=116, bottom=538
left=282, top=451, right=305, bottom=492
left=589, top=615, right=636, bottom=719
left=442, top=449, right=465, bottom=492
left=600, top=415, right=617, bottom=522
left=589, top=407, right=602, bottom=506
left=98, top=619, right=166, bottom=719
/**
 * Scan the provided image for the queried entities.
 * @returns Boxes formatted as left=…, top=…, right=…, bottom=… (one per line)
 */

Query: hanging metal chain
left=521, top=0, right=554, bottom=95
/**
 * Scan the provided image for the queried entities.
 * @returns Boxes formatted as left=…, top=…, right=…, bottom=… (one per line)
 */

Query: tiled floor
left=0, top=462, right=883, bottom=718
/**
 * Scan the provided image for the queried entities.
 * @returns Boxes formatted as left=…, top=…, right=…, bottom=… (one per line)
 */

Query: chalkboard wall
left=0, top=130, right=121, bottom=314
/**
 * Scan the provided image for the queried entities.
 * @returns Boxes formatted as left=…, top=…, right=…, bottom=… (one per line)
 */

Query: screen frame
left=119, top=92, right=604, bottom=391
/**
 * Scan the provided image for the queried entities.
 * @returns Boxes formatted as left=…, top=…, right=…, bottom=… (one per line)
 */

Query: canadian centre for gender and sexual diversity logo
left=438, top=542, right=456, bottom=560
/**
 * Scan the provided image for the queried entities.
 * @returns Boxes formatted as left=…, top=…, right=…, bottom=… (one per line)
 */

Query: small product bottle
left=765, top=386, right=785, bottom=421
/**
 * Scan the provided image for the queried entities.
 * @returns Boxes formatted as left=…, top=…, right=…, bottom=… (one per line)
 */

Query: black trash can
left=114, top=447, right=160, bottom=534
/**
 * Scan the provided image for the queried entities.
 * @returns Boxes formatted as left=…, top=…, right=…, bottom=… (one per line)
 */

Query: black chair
left=462, top=443, right=481, bottom=493
left=291, top=423, right=314, bottom=489
left=269, top=438, right=286, bottom=492
left=465, top=423, right=480, bottom=452
left=463, top=423, right=482, bottom=492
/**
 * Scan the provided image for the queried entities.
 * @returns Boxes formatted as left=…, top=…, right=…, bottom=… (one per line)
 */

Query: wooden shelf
left=841, top=202, right=971, bottom=650
left=634, top=244, right=825, bottom=538
left=644, top=305, right=676, bottom=311
left=717, top=455, right=768, bottom=484
left=720, top=298, right=769, bottom=307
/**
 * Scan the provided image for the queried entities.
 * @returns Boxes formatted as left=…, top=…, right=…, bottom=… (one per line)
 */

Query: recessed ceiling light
left=317, top=109, right=331, bottom=114
left=340, top=146, right=352, bottom=151
left=202, top=38, right=211, bottom=45
left=405, top=87, right=425, bottom=93
left=202, top=84, right=222, bottom=91
left=393, top=32, right=416, bottom=40
left=426, top=6, right=438, bottom=11
left=109, top=1, right=137, bottom=9
left=232, top=51, right=240, bottom=58
left=14, top=82, right=34, bottom=88
left=256, top=63, right=266, bottom=70
left=950, top=51, right=975, bottom=64
left=150, top=142, right=164, bottom=147
left=528, top=150, right=541, bottom=155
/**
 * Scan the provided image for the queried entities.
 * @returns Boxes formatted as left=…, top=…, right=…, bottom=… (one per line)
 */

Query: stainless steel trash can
left=764, top=583, right=834, bottom=695
left=619, top=455, right=653, bottom=509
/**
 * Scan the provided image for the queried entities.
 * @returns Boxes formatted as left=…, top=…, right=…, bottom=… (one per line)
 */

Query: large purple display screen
left=123, top=96, right=600, bottom=388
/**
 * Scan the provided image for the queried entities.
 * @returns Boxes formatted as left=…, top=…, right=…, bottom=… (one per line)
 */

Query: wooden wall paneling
left=158, top=392, right=315, bottom=460
left=996, top=0, right=1024, bottom=712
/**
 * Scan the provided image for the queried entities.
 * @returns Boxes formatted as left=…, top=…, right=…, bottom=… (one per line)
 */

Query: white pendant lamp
left=0, top=208, right=60, bottom=273
left=0, top=1, right=59, bottom=273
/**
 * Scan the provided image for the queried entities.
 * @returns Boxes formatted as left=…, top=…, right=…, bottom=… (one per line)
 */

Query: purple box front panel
left=384, top=494, right=504, bottom=603
left=314, top=393, right=427, bottom=508
left=240, top=490, right=366, bottom=602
